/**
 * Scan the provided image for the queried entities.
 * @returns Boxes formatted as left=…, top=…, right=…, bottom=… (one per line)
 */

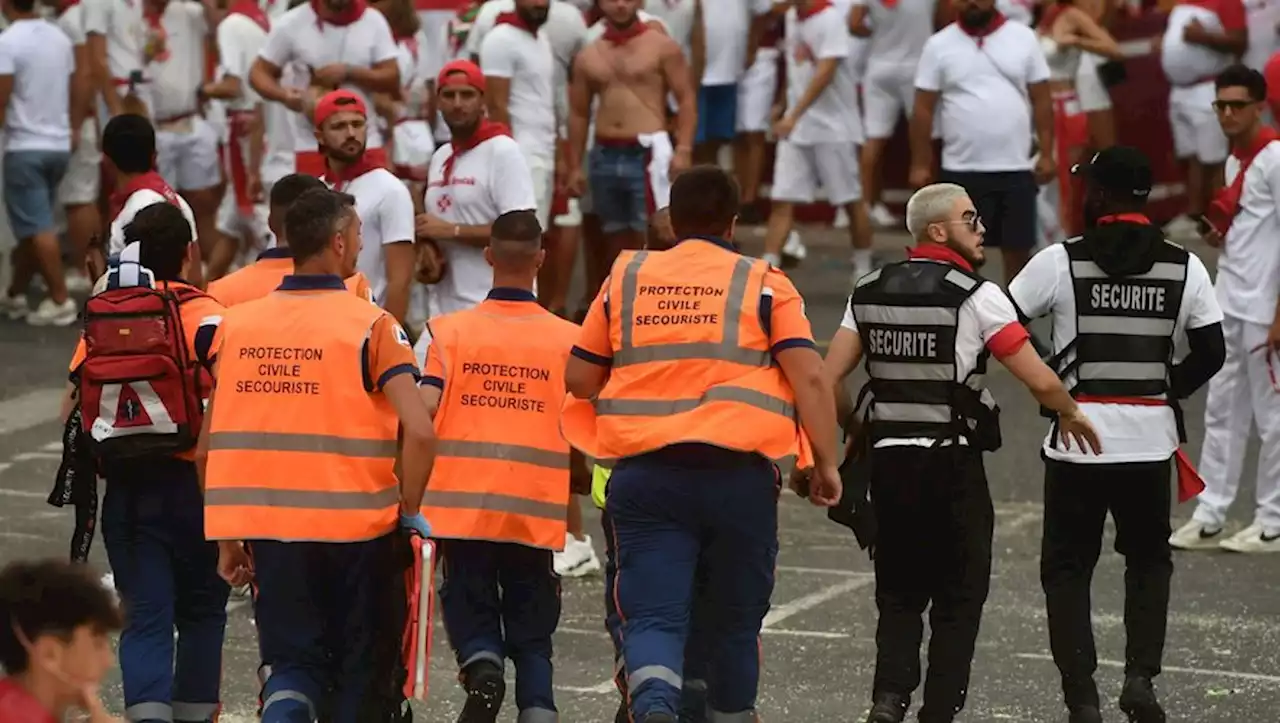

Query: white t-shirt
left=915, top=21, right=1049, bottom=172
left=1245, top=0, right=1280, bottom=71
left=852, top=0, right=936, bottom=69
left=109, top=190, right=199, bottom=254
left=258, top=3, right=400, bottom=151
left=328, top=168, right=415, bottom=304
left=784, top=6, right=858, bottom=145
left=464, top=0, right=587, bottom=72
left=1010, top=241, right=1223, bottom=463
left=0, top=18, right=74, bottom=152
left=479, top=24, right=557, bottom=160
left=700, top=0, right=749, bottom=84
left=423, top=135, right=537, bottom=317
left=842, top=264, right=1020, bottom=447
left=148, top=2, right=207, bottom=121
left=644, top=0, right=696, bottom=58
left=83, top=0, right=146, bottom=89
left=997, top=0, right=1036, bottom=25
left=1161, top=4, right=1231, bottom=88
left=1218, top=142, right=1280, bottom=325
left=57, top=4, right=97, bottom=147
left=216, top=12, right=269, bottom=114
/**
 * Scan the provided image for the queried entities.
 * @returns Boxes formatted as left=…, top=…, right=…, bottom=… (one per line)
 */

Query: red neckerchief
left=603, top=17, right=649, bottom=44
left=495, top=11, right=537, bottom=35
left=109, top=171, right=181, bottom=221
left=227, top=0, right=270, bottom=32
left=57, top=0, right=79, bottom=12
left=1096, top=213, right=1152, bottom=226
left=1206, top=126, right=1280, bottom=236
left=441, top=119, right=512, bottom=184
left=311, top=0, right=367, bottom=27
left=321, top=151, right=383, bottom=190
left=0, top=679, right=58, bottom=723
left=957, top=11, right=1007, bottom=47
left=797, top=0, right=832, bottom=20
left=907, top=243, right=975, bottom=272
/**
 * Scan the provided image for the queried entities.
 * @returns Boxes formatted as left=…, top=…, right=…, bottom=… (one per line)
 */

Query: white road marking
left=1015, top=653, right=1280, bottom=685
left=0, top=488, right=46, bottom=499
left=763, top=628, right=847, bottom=639
left=776, top=565, right=871, bottom=577
left=996, top=511, right=1041, bottom=537
left=40, top=441, right=63, bottom=452
left=13, top=451, right=62, bottom=461
left=0, top=530, right=55, bottom=541
left=0, top=389, right=64, bottom=436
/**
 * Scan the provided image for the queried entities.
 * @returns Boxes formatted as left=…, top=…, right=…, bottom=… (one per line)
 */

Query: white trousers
left=1193, top=314, right=1280, bottom=531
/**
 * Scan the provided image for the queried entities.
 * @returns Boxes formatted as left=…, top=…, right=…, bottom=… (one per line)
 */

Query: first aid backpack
left=78, top=284, right=211, bottom=460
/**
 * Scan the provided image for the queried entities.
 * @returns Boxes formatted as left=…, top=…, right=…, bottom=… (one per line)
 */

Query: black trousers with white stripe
left=1040, top=455, right=1173, bottom=709
left=870, top=445, right=993, bottom=722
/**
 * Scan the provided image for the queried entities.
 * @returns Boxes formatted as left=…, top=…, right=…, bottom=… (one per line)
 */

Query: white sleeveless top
left=1040, top=35, right=1081, bottom=83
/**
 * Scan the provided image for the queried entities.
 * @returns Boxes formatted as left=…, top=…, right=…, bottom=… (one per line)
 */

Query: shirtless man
left=565, top=0, right=695, bottom=294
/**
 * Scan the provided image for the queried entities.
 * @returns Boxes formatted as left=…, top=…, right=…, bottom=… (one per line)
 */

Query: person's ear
left=483, top=246, right=495, bottom=268
left=726, top=215, right=737, bottom=242
left=534, top=248, right=546, bottom=270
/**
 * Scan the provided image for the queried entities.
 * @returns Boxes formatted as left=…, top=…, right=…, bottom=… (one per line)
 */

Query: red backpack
left=78, top=284, right=212, bottom=460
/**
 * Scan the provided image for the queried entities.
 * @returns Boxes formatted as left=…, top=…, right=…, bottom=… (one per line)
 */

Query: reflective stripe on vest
left=203, top=292, right=400, bottom=543
left=1063, top=237, right=1187, bottom=399
left=852, top=260, right=992, bottom=443
left=421, top=301, right=575, bottom=550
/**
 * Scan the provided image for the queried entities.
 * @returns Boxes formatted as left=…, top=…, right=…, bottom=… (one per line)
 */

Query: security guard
left=417, top=210, right=578, bottom=723
left=198, top=187, right=437, bottom=723
left=563, top=166, right=835, bottom=723
left=1009, top=148, right=1226, bottom=723
left=207, top=173, right=375, bottom=306
left=822, top=182, right=1102, bottom=723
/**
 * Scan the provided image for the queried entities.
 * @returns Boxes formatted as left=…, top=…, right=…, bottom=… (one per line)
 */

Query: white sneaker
left=0, top=293, right=27, bottom=320
left=833, top=207, right=850, bottom=229
left=1219, top=523, right=1280, bottom=553
left=781, top=230, right=807, bottom=265
left=1169, top=519, right=1226, bottom=550
left=65, top=270, right=92, bottom=294
left=554, top=534, right=602, bottom=578
left=26, top=298, right=78, bottom=327
left=869, top=203, right=898, bottom=229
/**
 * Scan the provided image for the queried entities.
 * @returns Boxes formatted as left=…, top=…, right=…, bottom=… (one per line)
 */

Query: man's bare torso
left=579, top=28, right=676, bottom=140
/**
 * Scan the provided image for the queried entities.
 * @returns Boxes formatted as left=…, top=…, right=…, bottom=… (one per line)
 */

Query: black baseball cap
left=1071, top=146, right=1152, bottom=198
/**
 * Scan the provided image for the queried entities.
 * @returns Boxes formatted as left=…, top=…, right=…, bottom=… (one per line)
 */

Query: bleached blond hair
left=905, top=183, right=971, bottom=241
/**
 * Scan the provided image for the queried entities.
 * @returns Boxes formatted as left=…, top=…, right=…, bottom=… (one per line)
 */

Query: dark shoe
left=1118, top=676, right=1166, bottom=723
left=865, top=692, right=909, bottom=723
left=641, top=714, right=678, bottom=723
left=1068, top=705, right=1103, bottom=723
left=456, top=661, right=505, bottom=723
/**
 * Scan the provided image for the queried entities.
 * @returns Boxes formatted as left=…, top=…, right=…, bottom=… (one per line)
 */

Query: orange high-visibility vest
left=204, top=289, right=400, bottom=542
left=560, top=241, right=811, bottom=472
left=208, top=253, right=374, bottom=307
left=422, top=298, right=578, bottom=550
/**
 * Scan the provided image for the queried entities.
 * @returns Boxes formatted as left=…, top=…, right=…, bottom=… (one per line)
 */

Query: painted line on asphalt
left=0, top=488, right=47, bottom=499
left=0, top=530, right=56, bottom=542
left=1015, top=654, right=1280, bottom=685
left=0, top=388, right=63, bottom=436
left=776, top=565, right=872, bottom=577
left=12, top=451, right=61, bottom=462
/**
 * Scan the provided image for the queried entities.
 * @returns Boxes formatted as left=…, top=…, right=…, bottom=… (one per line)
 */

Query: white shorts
left=862, top=62, right=916, bottom=140
left=737, top=48, right=780, bottom=133
left=215, top=185, right=271, bottom=251
left=156, top=116, right=222, bottom=191
left=524, top=150, right=555, bottom=232
left=1076, top=52, right=1113, bottom=113
left=1170, top=83, right=1228, bottom=164
left=58, top=120, right=100, bottom=206
left=771, top=140, right=862, bottom=205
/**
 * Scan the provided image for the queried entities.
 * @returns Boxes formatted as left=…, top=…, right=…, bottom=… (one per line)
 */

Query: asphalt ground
left=0, top=225, right=1278, bottom=723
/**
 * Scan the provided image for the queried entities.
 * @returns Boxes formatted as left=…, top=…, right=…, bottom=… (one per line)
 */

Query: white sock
left=763, top=252, right=782, bottom=266
left=851, top=249, right=873, bottom=269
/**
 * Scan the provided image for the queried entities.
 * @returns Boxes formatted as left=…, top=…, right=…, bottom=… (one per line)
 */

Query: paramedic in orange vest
left=65, top=203, right=229, bottom=723
left=198, top=186, right=437, bottom=723
left=207, top=173, right=375, bottom=306
left=419, top=208, right=579, bottom=723
left=562, top=166, right=842, bottom=723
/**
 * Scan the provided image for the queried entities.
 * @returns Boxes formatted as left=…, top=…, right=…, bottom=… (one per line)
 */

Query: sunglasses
left=935, top=211, right=983, bottom=233
left=1212, top=99, right=1258, bottom=113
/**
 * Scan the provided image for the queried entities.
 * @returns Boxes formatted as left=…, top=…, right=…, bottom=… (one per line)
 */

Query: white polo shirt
left=479, top=24, right=557, bottom=160
left=853, top=0, right=935, bottom=70
left=149, top=2, right=207, bottom=121
left=258, top=3, right=399, bottom=151
left=1218, top=142, right=1280, bottom=326
left=109, top=190, right=199, bottom=254
left=327, top=168, right=415, bottom=304
left=915, top=21, right=1049, bottom=173
left=841, top=261, right=1021, bottom=447
left=216, top=11, right=269, bottom=115
left=1010, top=240, right=1223, bottom=463
left=0, top=18, right=74, bottom=153
left=701, top=0, right=749, bottom=85
left=83, top=0, right=148, bottom=108
left=422, top=135, right=537, bottom=318
left=784, top=5, right=857, bottom=145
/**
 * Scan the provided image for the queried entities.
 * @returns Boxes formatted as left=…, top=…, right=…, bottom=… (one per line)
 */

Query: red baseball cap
left=437, top=59, right=486, bottom=94
left=314, top=89, right=367, bottom=127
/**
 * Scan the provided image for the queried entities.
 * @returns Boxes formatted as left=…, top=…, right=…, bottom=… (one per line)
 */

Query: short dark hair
left=1216, top=64, right=1267, bottom=102
left=491, top=209, right=543, bottom=243
left=123, top=203, right=192, bottom=280
left=11, top=0, right=37, bottom=13
left=285, top=189, right=357, bottom=262
left=102, top=114, right=156, bottom=175
left=269, top=173, right=328, bottom=210
left=0, top=560, right=122, bottom=674
left=668, top=166, right=739, bottom=238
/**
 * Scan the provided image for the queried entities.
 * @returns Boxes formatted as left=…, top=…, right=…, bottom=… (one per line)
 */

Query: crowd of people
left=0, top=0, right=1279, bottom=722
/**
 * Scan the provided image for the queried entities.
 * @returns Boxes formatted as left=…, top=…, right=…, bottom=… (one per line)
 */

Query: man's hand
left=415, top=239, right=446, bottom=284
left=311, top=63, right=349, bottom=90
left=281, top=87, right=306, bottom=114
left=415, top=213, right=454, bottom=241
left=773, top=114, right=796, bottom=140
left=670, top=147, right=692, bottom=177
left=909, top=164, right=932, bottom=189
left=247, top=170, right=263, bottom=203
left=1260, top=317, right=1280, bottom=366
left=1183, top=18, right=1209, bottom=45
left=217, top=541, right=254, bottom=587
left=563, top=167, right=586, bottom=197
left=1034, top=152, right=1057, bottom=185
left=400, top=510, right=432, bottom=537
left=1057, top=407, right=1102, bottom=454
left=788, top=467, right=812, bottom=498
left=1204, top=227, right=1224, bottom=249
left=808, top=463, right=843, bottom=507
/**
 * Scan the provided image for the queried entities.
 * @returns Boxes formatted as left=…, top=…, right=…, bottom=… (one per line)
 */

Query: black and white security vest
left=1047, top=237, right=1188, bottom=401
left=850, top=259, right=1001, bottom=451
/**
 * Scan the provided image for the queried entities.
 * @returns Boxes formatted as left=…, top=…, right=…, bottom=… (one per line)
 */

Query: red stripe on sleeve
left=986, top=322, right=1030, bottom=360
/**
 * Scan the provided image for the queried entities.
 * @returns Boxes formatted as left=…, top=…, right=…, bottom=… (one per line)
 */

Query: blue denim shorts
left=4, top=150, right=70, bottom=239
left=589, top=142, right=652, bottom=235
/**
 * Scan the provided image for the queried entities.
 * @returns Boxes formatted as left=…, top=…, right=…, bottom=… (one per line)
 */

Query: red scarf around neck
left=1205, top=125, right=1280, bottom=236
left=311, top=0, right=367, bottom=27
left=58, top=0, right=79, bottom=13
left=441, top=119, right=512, bottom=184
left=495, top=11, right=537, bottom=35
left=957, top=11, right=1006, bottom=47
left=907, top=243, right=975, bottom=272
left=603, top=17, right=649, bottom=44
left=109, top=171, right=181, bottom=221
left=797, top=0, right=832, bottom=20
left=227, top=0, right=270, bottom=32
left=1096, top=213, right=1152, bottom=226
left=143, top=0, right=166, bottom=28
left=322, top=151, right=384, bottom=189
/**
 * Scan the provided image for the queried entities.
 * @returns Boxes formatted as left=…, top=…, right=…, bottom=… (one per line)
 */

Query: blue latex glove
left=400, top=511, right=432, bottom=537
